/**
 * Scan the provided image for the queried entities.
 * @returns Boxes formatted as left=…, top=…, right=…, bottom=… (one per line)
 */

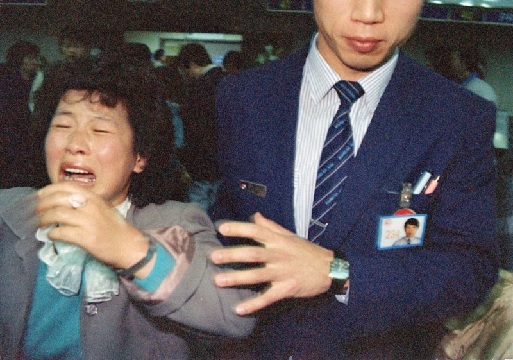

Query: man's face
left=449, top=51, right=468, bottom=81
left=314, top=0, right=424, bottom=81
left=21, top=54, right=41, bottom=78
left=405, top=224, right=418, bottom=238
left=184, top=63, right=204, bottom=80
left=60, top=39, right=89, bottom=61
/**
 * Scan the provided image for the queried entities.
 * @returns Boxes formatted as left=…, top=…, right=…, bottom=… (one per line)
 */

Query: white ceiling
left=428, top=0, right=513, bottom=8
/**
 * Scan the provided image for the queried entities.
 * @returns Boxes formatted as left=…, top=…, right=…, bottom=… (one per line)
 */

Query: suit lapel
left=258, top=49, right=308, bottom=232
left=320, top=54, right=430, bottom=250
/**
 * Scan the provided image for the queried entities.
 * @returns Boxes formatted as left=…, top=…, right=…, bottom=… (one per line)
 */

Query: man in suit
left=210, top=0, right=499, bottom=358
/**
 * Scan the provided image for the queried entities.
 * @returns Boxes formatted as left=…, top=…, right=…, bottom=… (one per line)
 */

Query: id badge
left=377, top=213, right=427, bottom=250
left=377, top=182, right=427, bottom=249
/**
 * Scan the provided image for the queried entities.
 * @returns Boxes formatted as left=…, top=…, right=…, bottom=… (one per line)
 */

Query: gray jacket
left=0, top=188, right=255, bottom=359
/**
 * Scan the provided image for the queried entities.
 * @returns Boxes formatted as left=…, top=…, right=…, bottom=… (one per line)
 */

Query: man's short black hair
left=176, top=43, right=212, bottom=69
left=6, top=40, right=40, bottom=69
left=154, top=48, right=165, bottom=60
left=57, top=28, right=95, bottom=49
left=405, top=218, right=419, bottom=228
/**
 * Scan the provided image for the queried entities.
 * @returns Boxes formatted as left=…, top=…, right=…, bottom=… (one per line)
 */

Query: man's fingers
left=252, top=212, right=295, bottom=236
left=216, top=220, right=274, bottom=245
left=214, top=267, right=271, bottom=288
left=234, top=287, right=285, bottom=315
left=216, top=213, right=295, bottom=245
left=211, top=245, right=268, bottom=265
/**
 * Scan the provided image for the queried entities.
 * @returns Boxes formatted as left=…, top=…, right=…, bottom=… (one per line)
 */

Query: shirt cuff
left=134, top=242, right=176, bottom=293
left=335, top=289, right=350, bottom=305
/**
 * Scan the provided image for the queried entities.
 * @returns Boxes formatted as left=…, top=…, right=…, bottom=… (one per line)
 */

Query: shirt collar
left=304, top=33, right=398, bottom=111
left=461, top=72, right=479, bottom=87
left=117, top=197, right=131, bottom=217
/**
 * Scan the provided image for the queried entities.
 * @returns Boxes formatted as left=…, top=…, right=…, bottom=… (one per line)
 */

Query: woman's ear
left=133, top=154, right=147, bottom=174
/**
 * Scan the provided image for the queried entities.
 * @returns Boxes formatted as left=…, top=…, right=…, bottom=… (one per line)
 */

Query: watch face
left=330, top=258, right=349, bottom=280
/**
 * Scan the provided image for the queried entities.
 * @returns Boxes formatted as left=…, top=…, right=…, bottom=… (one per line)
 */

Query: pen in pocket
left=413, top=171, right=432, bottom=194
left=424, top=176, right=440, bottom=194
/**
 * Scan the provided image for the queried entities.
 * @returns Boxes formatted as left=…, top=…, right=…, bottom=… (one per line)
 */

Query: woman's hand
left=36, top=182, right=153, bottom=276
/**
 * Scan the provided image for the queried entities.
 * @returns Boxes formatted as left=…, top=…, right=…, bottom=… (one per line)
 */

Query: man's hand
left=211, top=212, right=334, bottom=315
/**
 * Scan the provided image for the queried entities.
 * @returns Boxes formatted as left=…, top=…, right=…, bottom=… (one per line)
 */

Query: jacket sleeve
left=121, top=203, right=256, bottom=338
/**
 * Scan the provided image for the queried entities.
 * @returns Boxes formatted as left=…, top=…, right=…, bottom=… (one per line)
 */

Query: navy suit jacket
left=212, top=48, right=499, bottom=359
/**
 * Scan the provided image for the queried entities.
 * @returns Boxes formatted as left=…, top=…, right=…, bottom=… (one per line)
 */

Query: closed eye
left=93, top=129, right=111, bottom=133
left=52, top=122, right=72, bottom=129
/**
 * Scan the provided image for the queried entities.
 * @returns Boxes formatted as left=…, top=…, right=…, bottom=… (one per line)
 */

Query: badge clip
left=396, top=182, right=415, bottom=215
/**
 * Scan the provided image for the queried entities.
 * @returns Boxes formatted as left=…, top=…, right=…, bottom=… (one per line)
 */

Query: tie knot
left=333, top=80, right=365, bottom=106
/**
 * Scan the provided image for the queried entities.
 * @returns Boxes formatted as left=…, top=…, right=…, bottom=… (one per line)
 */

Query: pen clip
left=400, top=182, right=413, bottom=208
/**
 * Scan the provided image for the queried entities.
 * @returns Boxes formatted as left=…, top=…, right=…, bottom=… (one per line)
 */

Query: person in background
left=223, top=50, right=245, bottom=75
left=210, top=0, right=499, bottom=358
left=32, top=29, right=97, bottom=123
left=0, top=55, right=254, bottom=359
left=57, top=29, right=95, bottom=63
left=115, top=42, right=154, bottom=68
left=425, top=43, right=498, bottom=105
left=28, top=55, right=46, bottom=113
left=152, top=48, right=166, bottom=68
left=456, top=45, right=498, bottom=105
left=162, top=61, right=187, bottom=151
left=0, top=40, right=42, bottom=188
left=177, top=43, right=226, bottom=212
left=161, top=60, right=191, bottom=202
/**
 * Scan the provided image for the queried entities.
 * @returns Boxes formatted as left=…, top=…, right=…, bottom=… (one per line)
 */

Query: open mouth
left=63, top=167, right=96, bottom=183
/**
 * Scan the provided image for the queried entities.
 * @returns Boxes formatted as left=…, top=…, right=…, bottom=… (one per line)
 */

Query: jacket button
left=85, top=304, right=98, bottom=315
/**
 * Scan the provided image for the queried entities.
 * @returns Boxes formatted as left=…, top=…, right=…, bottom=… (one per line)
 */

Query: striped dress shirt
left=294, top=35, right=399, bottom=238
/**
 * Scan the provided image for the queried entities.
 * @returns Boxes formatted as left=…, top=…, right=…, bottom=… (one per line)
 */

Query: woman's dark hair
left=57, top=28, right=94, bottom=49
left=31, top=53, right=189, bottom=206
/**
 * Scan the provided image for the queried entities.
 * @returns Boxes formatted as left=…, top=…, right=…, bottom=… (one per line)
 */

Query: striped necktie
left=308, top=80, right=364, bottom=243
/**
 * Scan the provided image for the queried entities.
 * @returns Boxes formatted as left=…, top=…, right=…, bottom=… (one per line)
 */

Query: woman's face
left=45, top=90, right=146, bottom=207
